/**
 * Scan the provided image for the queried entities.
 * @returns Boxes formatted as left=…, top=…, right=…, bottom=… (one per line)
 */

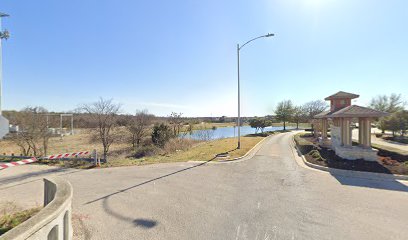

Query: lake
left=181, top=125, right=294, bottom=140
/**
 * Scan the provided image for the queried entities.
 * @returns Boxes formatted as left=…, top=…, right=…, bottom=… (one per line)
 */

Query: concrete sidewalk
left=352, top=128, right=408, bottom=152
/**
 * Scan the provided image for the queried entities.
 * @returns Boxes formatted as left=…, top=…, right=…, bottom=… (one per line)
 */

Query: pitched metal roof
left=328, top=105, right=388, bottom=118
left=324, top=91, right=359, bottom=100
left=314, top=110, right=331, bottom=118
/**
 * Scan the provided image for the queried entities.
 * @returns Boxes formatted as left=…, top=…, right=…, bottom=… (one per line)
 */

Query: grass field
left=0, top=128, right=267, bottom=168
left=0, top=129, right=130, bottom=157
left=102, top=136, right=265, bottom=168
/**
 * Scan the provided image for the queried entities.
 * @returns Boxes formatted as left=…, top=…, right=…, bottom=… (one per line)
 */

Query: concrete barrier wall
left=0, top=177, right=73, bottom=240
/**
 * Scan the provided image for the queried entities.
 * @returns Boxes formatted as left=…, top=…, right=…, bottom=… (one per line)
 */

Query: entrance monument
left=314, top=91, right=389, bottom=161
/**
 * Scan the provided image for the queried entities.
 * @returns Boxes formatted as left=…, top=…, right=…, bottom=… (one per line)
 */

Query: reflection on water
left=181, top=125, right=293, bottom=140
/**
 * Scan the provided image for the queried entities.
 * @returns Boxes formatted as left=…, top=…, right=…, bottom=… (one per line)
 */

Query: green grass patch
left=0, top=207, right=41, bottom=235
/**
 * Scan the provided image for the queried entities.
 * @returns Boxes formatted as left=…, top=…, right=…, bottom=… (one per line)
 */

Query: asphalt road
left=1, top=132, right=408, bottom=240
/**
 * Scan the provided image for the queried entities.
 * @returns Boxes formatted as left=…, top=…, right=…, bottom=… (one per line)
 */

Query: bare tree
left=10, top=106, right=50, bottom=156
left=302, top=100, right=328, bottom=133
left=168, top=112, right=184, bottom=136
left=81, top=98, right=121, bottom=162
left=125, top=109, right=154, bottom=149
left=292, top=106, right=307, bottom=129
left=302, top=100, right=328, bottom=120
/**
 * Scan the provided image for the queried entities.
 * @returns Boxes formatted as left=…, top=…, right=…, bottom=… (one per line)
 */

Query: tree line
left=369, top=93, right=407, bottom=136
left=249, top=93, right=407, bottom=137
left=2, top=98, right=197, bottom=161
left=2, top=93, right=406, bottom=160
left=249, top=99, right=328, bottom=132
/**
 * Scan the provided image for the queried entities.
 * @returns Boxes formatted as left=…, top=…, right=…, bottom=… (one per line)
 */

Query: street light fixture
left=237, top=33, right=274, bottom=149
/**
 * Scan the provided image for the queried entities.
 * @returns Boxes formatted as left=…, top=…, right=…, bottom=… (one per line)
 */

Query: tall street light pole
left=237, top=33, right=274, bottom=149
left=0, top=12, right=10, bottom=116
left=0, top=12, right=9, bottom=140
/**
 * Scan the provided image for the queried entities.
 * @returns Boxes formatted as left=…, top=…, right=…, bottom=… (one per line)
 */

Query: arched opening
left=64, top=210, right=70, bottom=240
left=48, top=225, right=58, bottom=240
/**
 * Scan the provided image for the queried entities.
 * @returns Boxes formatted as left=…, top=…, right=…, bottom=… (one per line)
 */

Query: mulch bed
left=300, top=136, right=408, bottom=176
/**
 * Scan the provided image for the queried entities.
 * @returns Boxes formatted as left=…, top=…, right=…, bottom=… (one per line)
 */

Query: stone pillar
left=342, top=118, right=352, bottom=147
left=321, top=119, right=328, bottom=139
left=333, top=118, right=339, bottom=127
left=364, top=118, right=371, bottom=148
left=358, top=118, right=365, bottom=146
left=339, top=118, right=344, bottom=145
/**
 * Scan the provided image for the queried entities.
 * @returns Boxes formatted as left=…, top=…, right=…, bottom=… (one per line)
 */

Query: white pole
left=0, top=17, right=3, bottom=115
left=237, top=44, right=241, bottom=149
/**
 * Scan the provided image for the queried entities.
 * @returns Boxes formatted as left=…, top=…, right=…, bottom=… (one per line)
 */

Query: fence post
left=93, top=149, right=98, bottom=166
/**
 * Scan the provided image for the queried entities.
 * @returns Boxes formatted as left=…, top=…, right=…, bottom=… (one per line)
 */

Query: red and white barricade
left=0, top=150, right=96, bottom=171
left=46, top=151, right=91, bottom=160
left=0, top=158, right=38, bottom=170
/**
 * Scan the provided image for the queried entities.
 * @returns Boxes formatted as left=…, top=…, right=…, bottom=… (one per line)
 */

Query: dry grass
left=0, top=129, right=129, bottom=156
left=0, top=201, right=41, bottom=235
left=103, top=136, right=265, bottom=167
left=0, top=128, right=266, bottom=168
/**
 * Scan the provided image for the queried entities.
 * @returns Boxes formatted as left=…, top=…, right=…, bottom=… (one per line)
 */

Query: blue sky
left=1, top=0, right=407, bottom=117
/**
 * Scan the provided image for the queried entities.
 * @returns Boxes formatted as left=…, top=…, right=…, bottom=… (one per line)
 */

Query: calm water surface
left=182, top=125, right=294, bottom=140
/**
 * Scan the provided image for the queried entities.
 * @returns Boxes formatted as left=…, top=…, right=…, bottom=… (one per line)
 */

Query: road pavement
left=1, top=132, right=408, bottom=239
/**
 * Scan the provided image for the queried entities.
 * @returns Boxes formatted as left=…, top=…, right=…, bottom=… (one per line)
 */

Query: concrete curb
left=291, top=135, right=408, bottom=182
left=188, top=134, right=273, bottom=164
left=216, top=135, right=271, bottom=163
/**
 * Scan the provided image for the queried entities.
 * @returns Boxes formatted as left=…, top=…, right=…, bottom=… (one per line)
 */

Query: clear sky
left=0, top=0, right=407, bottom=117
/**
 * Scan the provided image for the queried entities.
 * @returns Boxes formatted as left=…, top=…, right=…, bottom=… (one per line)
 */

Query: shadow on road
left=330, top=173, right=408, bottom=192
left=102, top=197, right=158, bottom=229
left=84, top=157, right=215, bottom=205
left=133, top=219, right=157, bottom=228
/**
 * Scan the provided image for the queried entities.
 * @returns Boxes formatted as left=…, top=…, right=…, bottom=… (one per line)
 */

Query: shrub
left=163, top=138, right=197, bottom=154
left=308, top=149, right=325, bottom=161
left=133, top=145, right=158, bottom=158
left=380, top=157, right=399, bottom=166
left=245, top=132, right=268, bottom=137
left=375, top=133, right=383, bottom=138
left=151, top=123, right=173, bottom=147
